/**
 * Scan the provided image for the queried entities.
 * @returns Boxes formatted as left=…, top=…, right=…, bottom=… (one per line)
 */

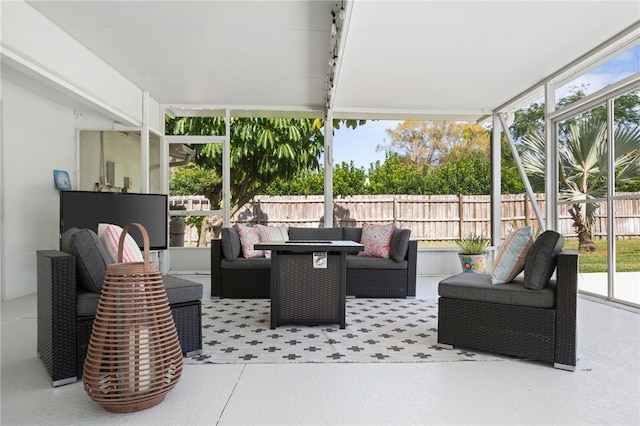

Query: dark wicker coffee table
left=255, top=240, right=363, bottom=329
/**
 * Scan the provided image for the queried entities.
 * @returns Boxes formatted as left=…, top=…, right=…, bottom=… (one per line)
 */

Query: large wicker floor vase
left=83, top=223, right=183, bottom=413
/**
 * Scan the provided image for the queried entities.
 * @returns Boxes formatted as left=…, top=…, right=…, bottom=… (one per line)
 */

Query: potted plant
left=456, top=233, right=490, bottom=274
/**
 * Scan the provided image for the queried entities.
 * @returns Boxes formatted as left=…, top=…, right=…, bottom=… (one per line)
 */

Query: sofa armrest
left=406, top=240, right=418, bottom=297
left=37, top=250, right=78, bottom=386
left=554, top=250, right=578, bottom=368
left=211, top=239, right=223, bottom=297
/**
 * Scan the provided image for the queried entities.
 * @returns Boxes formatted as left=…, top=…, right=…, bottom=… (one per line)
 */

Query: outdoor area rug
left=184, top=298, right=509, bottom=365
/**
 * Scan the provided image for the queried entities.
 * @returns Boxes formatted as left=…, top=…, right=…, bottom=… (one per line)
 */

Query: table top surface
left=255, top=240, right=364, bottom=252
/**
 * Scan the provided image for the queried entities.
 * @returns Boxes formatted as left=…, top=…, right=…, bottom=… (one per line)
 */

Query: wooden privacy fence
left=170, top=193, right=640, bottom=243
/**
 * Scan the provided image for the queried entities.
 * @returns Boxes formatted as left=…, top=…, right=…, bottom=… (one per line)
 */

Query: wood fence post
left=458, top=193, right=464, bottom=238
left=393, top=196, right=398, bottom=227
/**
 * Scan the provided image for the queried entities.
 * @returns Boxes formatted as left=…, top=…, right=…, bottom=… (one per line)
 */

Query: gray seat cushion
left=162, top=275, right=204, bottom=304
left=77, top=275, right=203, bottom=316
left=221, top=258, right=271, bottom=270
left=61, top=228, right=112, bottom=293
left=288, top=227, right=343, bottom=240
left=438, top=273, right=556, bottom=309
left=347, top=255, right=407, bottom=270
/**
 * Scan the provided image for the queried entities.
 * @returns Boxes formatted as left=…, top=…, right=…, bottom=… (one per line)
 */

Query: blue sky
left=327, top=44, right=639, bottom=170
left=331, top=120, right=400, bottom=170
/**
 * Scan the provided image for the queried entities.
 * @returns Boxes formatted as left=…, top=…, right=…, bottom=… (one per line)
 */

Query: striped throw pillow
left=257, top=225, right=289, bottom=258
left=97, top=223, right=144, bottom=264
left=491, top=226, right=534, bottom=284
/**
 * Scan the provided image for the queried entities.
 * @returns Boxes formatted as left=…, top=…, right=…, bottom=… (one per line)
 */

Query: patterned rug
left=185, top=298, right=508, bottom=365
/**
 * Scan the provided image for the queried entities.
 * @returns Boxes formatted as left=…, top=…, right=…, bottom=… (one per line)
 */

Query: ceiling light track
left=324, top=0, right=350, bottom=118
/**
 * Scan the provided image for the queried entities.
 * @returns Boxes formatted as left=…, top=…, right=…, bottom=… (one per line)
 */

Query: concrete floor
left=1, top=276, right=639, bottom=425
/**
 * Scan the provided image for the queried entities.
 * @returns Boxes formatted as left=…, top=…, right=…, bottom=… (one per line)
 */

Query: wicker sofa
left=36, top=228, right=203, bottom=387
left=211, top=226, right=417, bottom=299
left=437, top=230, right=577, bottom=370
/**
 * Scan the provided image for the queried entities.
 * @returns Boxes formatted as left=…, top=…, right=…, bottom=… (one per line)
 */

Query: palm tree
left=520, top=118, right=640, bottom=251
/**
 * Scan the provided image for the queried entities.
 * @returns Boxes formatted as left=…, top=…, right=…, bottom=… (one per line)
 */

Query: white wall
left=1, top=0, right=143, bottom=126
left=0, top=1, right=167, bottom=300
left=1, top=79, right=77, bottom=300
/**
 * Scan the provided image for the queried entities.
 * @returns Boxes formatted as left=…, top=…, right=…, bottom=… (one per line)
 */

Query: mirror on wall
left=79, top=130, right=161, bottom=193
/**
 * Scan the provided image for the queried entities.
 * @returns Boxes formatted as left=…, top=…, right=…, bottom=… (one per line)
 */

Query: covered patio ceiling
left=21, top=1, right=640, bottom=122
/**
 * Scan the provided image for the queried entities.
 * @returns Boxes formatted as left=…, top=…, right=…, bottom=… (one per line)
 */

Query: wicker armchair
left=437, top=250, right=578, bottom=370
left=37, top=250, right=203, bottom=387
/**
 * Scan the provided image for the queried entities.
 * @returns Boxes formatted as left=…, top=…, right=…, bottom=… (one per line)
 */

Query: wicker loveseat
left=37, top=228, right=203, bottom=387
left=437, top=230, right=578, bottom=370
left=211, top=226, right=417, bottom=299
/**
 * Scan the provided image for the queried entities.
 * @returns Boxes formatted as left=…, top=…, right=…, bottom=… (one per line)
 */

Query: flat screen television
left=60, top=191, right=169, bottom=250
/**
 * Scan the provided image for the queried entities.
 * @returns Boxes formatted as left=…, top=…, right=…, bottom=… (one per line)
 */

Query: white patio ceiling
left=23, top=0, right=640, bottom=122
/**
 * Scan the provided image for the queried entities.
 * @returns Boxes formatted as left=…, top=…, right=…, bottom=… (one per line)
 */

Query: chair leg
left=554, top=363, right=576, bottom=372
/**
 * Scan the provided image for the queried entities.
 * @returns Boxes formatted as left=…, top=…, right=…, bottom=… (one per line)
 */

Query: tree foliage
left=438, top=123, right=490, bottom=164
left=380, top=121, right=487, bottom=169
left=423, top=155, right=491, bottom=195
left=367, top=153, right=426, bottom=194
left=166, top=116, right=326, bottom=212
left=265, top=162, right=371, bottom=197
left=264, top=151, right=525, bottom=197
left=169, top=163, right=220, bottom=196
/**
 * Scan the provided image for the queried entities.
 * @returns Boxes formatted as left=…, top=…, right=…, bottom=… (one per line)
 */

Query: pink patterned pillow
left=358, top=223, right=394, bottom=258
left=236, top=223, right=264, bottom=259
left=97, top=223, right=144, bottom=263
left=257, top=225, right=289, bottom=259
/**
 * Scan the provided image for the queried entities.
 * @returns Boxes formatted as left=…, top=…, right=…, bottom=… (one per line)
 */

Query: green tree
left=169, top=163, right=220, bottom=196
left=265, top=161, right=369, bottom=196
left=438, top=123, right=490, bottom=164
left=381, top=121, right=482, bottom=169
left=367, top=153, right=425, bottom=194
left=167, top=116, right=326, bottom=243
left=167, top=117, right=367, bottom=211
left=167, top=116, right=326, bottom=213
left=423, top=156, right=491, bottom=195
left=521, top=118, right=640, bottom=251
left=264, top=170, right=324, bottom=196
left=333, top=162, right=368, bottom=196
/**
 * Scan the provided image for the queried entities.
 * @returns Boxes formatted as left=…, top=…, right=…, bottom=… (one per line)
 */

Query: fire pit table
left=255, top=240, right=364, bottom=329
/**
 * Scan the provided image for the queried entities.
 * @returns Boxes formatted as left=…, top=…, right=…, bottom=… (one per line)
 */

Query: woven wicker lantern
left=83, top=223, right=182, bottom=413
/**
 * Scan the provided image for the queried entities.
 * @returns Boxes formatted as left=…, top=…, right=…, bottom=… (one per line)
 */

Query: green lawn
left=419, top=238, right=640, bottom=273
left=564, top=239, right=640, bottom=273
